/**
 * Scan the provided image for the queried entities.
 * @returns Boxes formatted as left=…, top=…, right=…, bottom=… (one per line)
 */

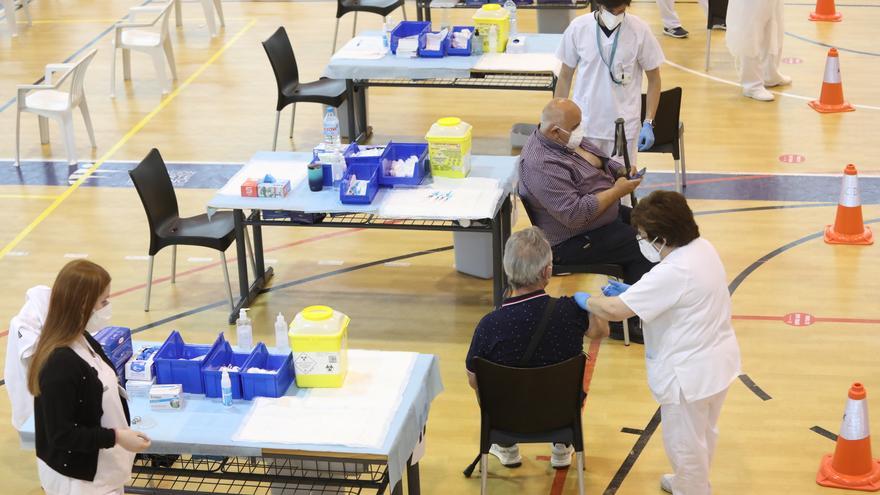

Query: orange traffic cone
left=810, top=0, right=843, bottom=22
left=810, top=48, right=854, bottom=113
left=825, top=164, right=874, bottom=245
left=817, top=383, right=880, bottom=491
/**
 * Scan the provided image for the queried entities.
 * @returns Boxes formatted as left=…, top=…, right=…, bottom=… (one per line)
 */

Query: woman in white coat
left=726, top=0, right=790, bottom=101
left=575, top=190, right=741, bottom=495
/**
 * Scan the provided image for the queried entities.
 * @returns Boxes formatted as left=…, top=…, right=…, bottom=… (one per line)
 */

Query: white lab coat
left=557, top=13, right=665, bottom=143
left=726, top=0, right=786, bottom=91
left=5, top=285, right=51, bottom=429
left=656, top=0, right=708, bottom=29
left=619, top=238, right=741, bottom=494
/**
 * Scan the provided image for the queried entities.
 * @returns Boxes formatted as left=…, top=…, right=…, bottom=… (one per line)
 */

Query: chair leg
left=38, top=116, right=49, bottom=144
left=402, top=1, right=408, bottom=20
left=123, top=48, right=132, bottom=81
left=201, top=0, right=217, bottom=37
left=272, top=111, right=281, bottom=151
left=220, top=251, right=234, bottom=311
left=352, top=12, right=358, bottom=37
left=110, top=44, right=117, bottom=98
left=480, top=454, right=488, bottom=495
left=244, top=228, right=256, bottom=277
left=576, top=452, right=585, bottom=495
left=674, top=158, right=682, bottom=193
left=214, top=0, right=225, bottom=26
left=623, top=318, right=631, bottom=346
left=705, top=30, right=711, bottom=72
left=164, top=39, right=178, bottom=81
left=14, top=107, right=22, bottom=167
left=151, top=51, right=170, bottom=94
left=175, top=0, right=183, bottom=27
left=5, top=0, right=18, bottom=37
left=21, top=0, right=31, bottom=25
left=679, top=122, right=687, bottom=188
left=171, top=245, right=177, bottom=284
left=79, top=97, right=97, bottom=149
left=60, top=113, right=77, bottom=165
left=288, top=103, right=296, bottom=139
left=332, top=18, right=340, bottom=54
left=144, top=255, right=155, bottom=312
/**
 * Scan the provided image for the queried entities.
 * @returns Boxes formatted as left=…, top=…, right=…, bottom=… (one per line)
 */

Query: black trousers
left=551, top=207, right=655, bottom=333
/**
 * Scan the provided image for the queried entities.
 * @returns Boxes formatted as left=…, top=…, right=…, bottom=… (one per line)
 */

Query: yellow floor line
left=0, top=19, right=257, bottom=260
left=0, top=194, right=60, bottom=200
left=27, top=17, right=247, bottom=24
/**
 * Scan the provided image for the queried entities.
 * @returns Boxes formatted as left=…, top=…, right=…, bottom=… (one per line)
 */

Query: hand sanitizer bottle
left=221, top=370, right=233, bottom=406
left=275, top=312, right=290, bottom=353
left=236, top=308, right=253, bottom=351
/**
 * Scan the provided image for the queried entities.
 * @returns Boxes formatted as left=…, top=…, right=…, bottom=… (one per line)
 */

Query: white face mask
left=86, top=302, right=112, bottom=334
left=600, top=9, right=625, bottom=30
left=562, top=124, right=585, bottom=150
left=638, top=236, right=665, bottom=263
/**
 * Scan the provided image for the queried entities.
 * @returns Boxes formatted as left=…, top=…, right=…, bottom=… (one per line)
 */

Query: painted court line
left=0, top=19, right=257, bottom=261
left=733, top=314, right=880, bottom=325
left=63, top=253, right=89, bottom=259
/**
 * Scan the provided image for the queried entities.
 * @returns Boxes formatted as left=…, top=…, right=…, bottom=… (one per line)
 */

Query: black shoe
left=663, top=26, right=689, bottom=38
left=609, top=321, right=644, bottom=344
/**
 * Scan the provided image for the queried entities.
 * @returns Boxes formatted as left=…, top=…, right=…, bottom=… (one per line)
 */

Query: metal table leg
left=492, top=210, right=504, bottom=308
left=406, top=457, right=421, bottom=495
left=354, top=81, right=372, bottom=142
left=228, top=210, right=273, bottom=324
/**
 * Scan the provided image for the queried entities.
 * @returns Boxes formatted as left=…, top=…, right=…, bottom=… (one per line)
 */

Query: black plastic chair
left=129, top=149, right=253, bottom=312
left=262, top=27, right=350, bottom=151
left=640, top=87, right=686, bottom=192
left=704, top=0, right=728, bottom=71
left=519, top=195, right=630, bottom=344
left=332, top=0, right=408, bottom=54
left=474, top=354, right=587, bottom=495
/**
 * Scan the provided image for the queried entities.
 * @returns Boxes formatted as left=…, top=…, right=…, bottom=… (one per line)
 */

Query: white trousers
left=657, top=0, right=709, bottom=29
left=660, top=387, right=729, bottom=495
left=737, top=52, right=786, bottom=93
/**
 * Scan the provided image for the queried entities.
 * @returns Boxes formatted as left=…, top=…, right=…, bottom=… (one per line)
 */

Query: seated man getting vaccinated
left=465, top=227, right=609, bottom=469
left=518, top=98, right=653, bottom=343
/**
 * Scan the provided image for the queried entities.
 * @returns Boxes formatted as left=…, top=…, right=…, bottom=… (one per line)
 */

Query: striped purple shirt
left=518, top=129, right=625, bottom=246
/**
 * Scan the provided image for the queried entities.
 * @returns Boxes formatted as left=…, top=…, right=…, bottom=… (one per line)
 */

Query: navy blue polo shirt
left=465, top=290, right=589, bottom=372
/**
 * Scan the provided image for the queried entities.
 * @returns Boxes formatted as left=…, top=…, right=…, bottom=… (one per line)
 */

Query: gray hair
left=503, top=227, right=553, bottom=290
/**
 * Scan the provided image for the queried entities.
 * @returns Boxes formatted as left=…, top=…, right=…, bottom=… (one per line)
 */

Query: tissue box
left=94, top=327, right=133, bottom=370
left=126, top=378, right=155, bottom=398
left=258, top=180, right=291, bottom=198
left=150, top=384, right=184, bottom=410
left=241, top=178, right=259, bottom=197
left=126, top=345, right=160, bottom=381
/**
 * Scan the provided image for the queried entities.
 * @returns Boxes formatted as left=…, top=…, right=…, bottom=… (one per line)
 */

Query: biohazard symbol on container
left=784, top=312, right=815, bottom=327
left=325, top=363, right=336, bottom=373
left=295, top=354, right=317, bottom=374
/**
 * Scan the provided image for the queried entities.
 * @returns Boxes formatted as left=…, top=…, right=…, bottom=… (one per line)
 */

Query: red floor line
left=549, top=465, right=569, bottom=495
left=642, top=174, right=772, bottom=190
left=731, top=315, right=782, bottom=322
left=582, top=338, right=602, bottom=397
left=732, top=315, right=880, bottom=324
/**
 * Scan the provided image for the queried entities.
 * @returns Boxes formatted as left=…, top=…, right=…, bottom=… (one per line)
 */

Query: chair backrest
left=475, top=354, right=586, bottom=449
left=129, top=149, right=180, bottom=254
left=640, top=87, right=682, bottom=152
left=55, top=48, right=98, bottom=107
left=518, top=193, right=539, bottom=226
left=262, top=27, right=300, bottom=111
left=156, top=1, right=174, bottom=40
left=706, top=0, right=728, bottom=29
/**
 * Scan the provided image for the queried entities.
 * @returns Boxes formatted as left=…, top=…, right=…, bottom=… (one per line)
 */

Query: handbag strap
left=518, top=297, right=558, bottom=366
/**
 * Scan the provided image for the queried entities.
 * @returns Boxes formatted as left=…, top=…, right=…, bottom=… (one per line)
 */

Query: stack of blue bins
left=154, top=331, right=221, bottom=394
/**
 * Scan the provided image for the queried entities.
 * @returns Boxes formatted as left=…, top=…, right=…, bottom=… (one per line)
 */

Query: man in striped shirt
left=518, top=98, right=653, bottom=343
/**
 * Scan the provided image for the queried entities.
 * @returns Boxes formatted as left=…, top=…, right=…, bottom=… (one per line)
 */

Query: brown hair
left=596, top=0, right=632, bottom=9
left=631, top=191, right=700, bottom=247
left=27, top=260, right=111, bottom=396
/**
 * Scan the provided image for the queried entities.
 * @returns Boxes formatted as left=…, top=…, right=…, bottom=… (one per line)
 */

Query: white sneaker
left=489, top=444, right=522, bottom=468
left=660, top=473, right=674, bottom=493
left=765, top=74, right=793, bottom=87
left=743, top=87, right=775, bottom=101
left=550, top=443, right=573, bottom=469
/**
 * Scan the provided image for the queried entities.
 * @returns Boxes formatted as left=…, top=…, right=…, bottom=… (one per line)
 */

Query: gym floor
left=0, top=0, right=878, bottom=493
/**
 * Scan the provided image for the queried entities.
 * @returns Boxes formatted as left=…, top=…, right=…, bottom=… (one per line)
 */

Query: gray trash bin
left=454, top=231, right=494, bottom=279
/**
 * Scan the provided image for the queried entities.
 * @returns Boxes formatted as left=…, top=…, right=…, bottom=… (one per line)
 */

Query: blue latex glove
left=601, top=280, right=631, bottom=297
left=638, top=121, right=655, bottom=151
left=574, top=292, right=591, bottom=311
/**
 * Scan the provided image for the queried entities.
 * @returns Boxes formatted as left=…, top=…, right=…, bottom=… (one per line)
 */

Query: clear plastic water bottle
left=382, top=18, right=394, bottom=51
left=504, top=0, right=518, bottom=36
left=221, top=370, right=233, bottom=407
left=488, top=25, right=498, bottom=53
left=323, top=106, right=341, bottom=149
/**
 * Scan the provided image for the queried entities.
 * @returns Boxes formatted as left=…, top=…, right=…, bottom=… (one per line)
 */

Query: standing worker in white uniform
left=726, top=0, right=790, bottom=101
left=5, top=285, right=111, bottom=430
left=574, top=190, right=741, bottom=495
left=555, top=0, right=664, bottom=168
left=655, top=0, right=711, bottom=38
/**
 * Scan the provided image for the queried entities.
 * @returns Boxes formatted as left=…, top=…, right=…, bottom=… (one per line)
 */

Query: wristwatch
left=644, top=118, right=655, bottom=127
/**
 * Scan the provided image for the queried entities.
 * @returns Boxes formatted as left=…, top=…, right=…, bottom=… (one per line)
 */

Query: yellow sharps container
left=472, top=4, right=510, bottom=53
left=425, top=117, right=473, bottom=178
left=289, top=305, right=350, bottom=388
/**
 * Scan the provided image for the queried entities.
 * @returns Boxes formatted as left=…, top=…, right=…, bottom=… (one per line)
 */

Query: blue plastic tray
left=391, top=21, right=431, bottom=54
left=446, top=26, right=475, bottom=56
left=340, top=163, right=379, bottom=204
left=240, top=343, right=295, bottom=400
left=343, top=143, right=386, bottom=170
left=418, top=30, right=451, bottom=58
left=379, top=142, right=429, bottom=187
left=155, top=331, right=223, bottom=394
left=201, top=338, right=252, bottom=400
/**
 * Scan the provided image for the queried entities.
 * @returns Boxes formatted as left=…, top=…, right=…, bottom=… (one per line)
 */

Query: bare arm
left=555, top=64, right=575, bottom=98
left=644, top=68, right=661, bottom=121
left=595, top=177, right=641, bottom=214
left=587, top=295, right=637, bottom=322
left=586, top=312, right=610, bottom=340
left=466, top=370, right=478, bottom=391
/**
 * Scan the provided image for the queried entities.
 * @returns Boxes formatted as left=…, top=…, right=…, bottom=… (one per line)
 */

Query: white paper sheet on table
left=233, top=350, right=417, bottom=449
left=378, top=177, right=504, bottom=219
left=216, top=160, right=309, bottom=197
left=473, top=52, right=562, bottom=75
left=333, top=36, right=388, bottom=60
